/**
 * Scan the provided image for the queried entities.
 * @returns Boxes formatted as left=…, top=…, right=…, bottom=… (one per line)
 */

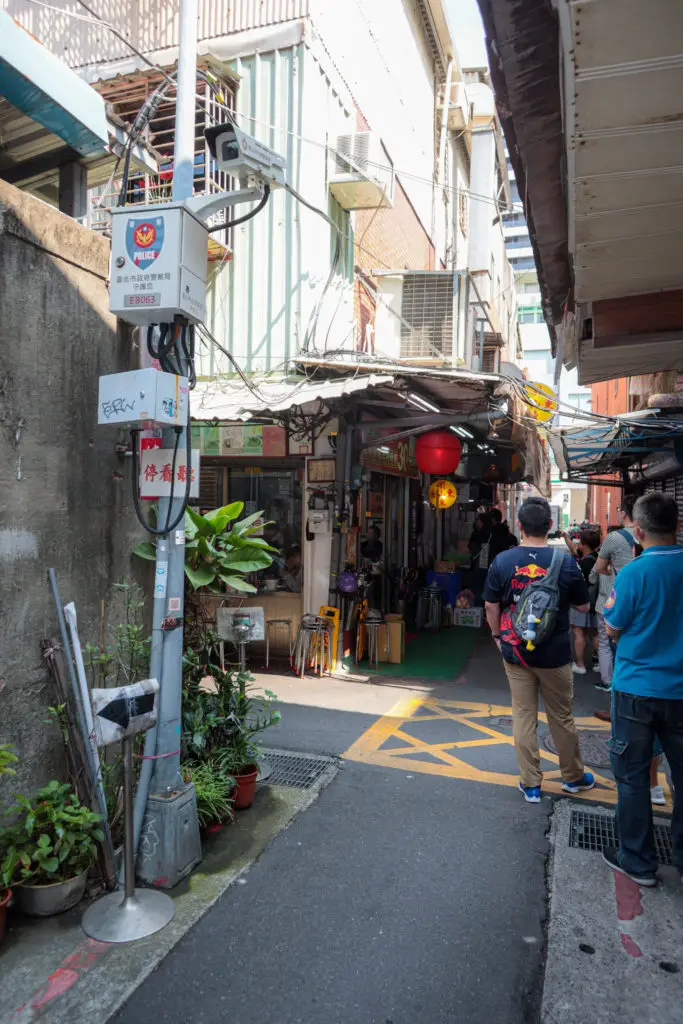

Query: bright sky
left=445, top=0, right=488, bottom=68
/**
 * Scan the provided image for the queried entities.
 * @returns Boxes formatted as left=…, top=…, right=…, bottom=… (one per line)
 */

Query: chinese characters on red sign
left=139, top=448, right=200, bottom=499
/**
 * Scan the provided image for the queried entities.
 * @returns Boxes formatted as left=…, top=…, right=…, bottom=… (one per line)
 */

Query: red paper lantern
left=415, top=430, right=462, bottom=475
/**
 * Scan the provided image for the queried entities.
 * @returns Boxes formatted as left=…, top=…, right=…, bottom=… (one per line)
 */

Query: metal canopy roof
left=296, top=355, right=500, bottom=414
left=559, top=0, right=683, bottom=307
left=0, top=12, right=157, bottom=201
left=549, top=411, right=683, bottom=481
left=190, top=374, right=396, bottom=422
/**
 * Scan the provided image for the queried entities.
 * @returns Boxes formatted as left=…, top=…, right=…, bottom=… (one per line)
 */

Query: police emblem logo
left=126, top=217, right=165, bottom=270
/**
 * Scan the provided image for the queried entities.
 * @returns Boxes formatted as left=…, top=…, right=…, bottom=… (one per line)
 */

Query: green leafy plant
left=0, top=745, right=18, bottom=779
left=0, top=781, right=104, bottom=888
left=181, top=635, right=280, bottom=774
left=83, top=581, right=150, bottom=690
left=182, top=760, right=235, bottom=828
left=133, top=502, right=277, bottom=594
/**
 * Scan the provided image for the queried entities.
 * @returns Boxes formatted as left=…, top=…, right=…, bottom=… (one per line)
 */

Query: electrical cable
left=130, top=404, right=194, bottom=537
left=207, top=185, right=271, bottom=233
left=283, top=183, right=342, bottom=352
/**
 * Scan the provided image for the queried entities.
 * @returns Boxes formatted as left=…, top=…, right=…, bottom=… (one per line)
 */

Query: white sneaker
left=651, top=785, right=667, bottom=806
left=572, top=663, right=587, bottom=675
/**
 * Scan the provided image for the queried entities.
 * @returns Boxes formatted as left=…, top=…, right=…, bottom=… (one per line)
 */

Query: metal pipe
left=131, top=534, right=166, bottom=861
left=172, top=0, right=199, bottom=203
left=48, top=570, right=116, bottom=887
left=359, top=412, right=492, bottom=449
left=122, top=737, right=135, bottom=899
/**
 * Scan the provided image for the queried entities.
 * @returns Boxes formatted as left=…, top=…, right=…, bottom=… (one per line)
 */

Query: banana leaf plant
left=134, top=502, right=277, bottom=594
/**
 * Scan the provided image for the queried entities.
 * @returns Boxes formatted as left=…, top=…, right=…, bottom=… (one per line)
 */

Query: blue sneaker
left=518, top=781, right=541, bottom=803
left=562, top=772, right=595, bottom=794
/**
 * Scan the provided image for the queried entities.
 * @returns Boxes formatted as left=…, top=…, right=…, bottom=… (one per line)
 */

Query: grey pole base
left=82, top=888, right=175, bottom=943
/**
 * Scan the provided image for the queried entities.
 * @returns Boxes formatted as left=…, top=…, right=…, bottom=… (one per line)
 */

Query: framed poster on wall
left=307, top=458, right=336, bottom=483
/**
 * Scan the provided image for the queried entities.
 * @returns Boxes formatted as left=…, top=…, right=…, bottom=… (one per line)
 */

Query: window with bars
left=399, top=273, right=455, bottom=361
left=89, top=68, right=236, bottom=236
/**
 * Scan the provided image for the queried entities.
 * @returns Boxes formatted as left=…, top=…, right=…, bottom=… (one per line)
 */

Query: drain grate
left=545, top=730, right=611, bottom=769
left=569, top=809, right=673, bottom=865
left=259, top=750, right=336, bottom=790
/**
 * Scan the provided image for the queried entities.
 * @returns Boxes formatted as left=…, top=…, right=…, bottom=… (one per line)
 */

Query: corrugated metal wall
left=3, top=0, right=310, bottom=68
left=201, top=43, right=355, bottom=376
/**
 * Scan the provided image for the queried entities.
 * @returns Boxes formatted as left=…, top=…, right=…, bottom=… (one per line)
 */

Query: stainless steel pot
left=15, top=869, right=88, bottom=917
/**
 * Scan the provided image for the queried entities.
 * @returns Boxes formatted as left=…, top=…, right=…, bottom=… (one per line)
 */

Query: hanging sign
left=428, top=479, right=458, bottom=509
left=522, top=382, right=558, bottom=423
left=91, top=679, right=159, bottom=747
left=140, top=448, right=200, bottom=498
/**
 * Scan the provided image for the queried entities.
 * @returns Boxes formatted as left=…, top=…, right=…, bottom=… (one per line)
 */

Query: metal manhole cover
left=569, top=809, right=672, bottom=865
left=257, top=749, right=336, bottom=790
left=544, top=730, right=611, bottom=768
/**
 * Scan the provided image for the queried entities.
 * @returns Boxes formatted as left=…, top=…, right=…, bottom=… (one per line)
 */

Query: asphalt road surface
left=113, top=639, right=582, bottom=1024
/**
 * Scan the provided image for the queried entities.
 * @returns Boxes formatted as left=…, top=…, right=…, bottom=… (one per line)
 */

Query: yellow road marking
left=343, top=697, right=621, bottom=804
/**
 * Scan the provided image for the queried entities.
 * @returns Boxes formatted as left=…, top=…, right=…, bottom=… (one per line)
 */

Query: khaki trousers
left=502, top=660, right=585, bottom=788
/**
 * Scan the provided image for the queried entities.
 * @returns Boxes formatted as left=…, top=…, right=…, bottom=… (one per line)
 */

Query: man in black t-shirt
left=483, top=497, right=595, bottom=803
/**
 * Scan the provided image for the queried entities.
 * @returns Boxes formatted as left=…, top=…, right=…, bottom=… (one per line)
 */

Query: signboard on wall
left=361, top=437, right=419, bottom=478
left=191, top=423, right=287, bottom=457
left=140, top=448, right=200, bottom=497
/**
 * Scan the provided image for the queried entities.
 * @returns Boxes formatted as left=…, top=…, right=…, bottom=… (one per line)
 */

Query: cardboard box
left=378, top=619, right=405, bottom=663
left=453, top=607, right=483, bottom=628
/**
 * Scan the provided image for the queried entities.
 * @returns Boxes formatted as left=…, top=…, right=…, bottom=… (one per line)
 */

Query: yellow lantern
left=523, top=382, right=558, bottom=423
left=428, top=479, right=457, bottom=509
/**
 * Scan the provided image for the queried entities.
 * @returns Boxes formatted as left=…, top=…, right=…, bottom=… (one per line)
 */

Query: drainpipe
left=437, top=59, right=455, bottom=253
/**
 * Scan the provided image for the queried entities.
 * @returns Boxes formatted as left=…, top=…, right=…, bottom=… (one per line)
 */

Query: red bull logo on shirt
left=511, top=563, right=548, bottom=592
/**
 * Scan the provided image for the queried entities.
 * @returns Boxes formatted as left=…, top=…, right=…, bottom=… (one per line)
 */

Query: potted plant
left=182, top=759, right=235, bottom=832
left=181, top=642, right=280, bottom=811
left=0, top=781, right=104, bottom=917
left=218, top=679, right=281, bottom=810
left=0, top=744, right=18, bottom=943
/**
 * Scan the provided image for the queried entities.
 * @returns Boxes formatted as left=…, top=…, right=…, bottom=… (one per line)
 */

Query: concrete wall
left=0, top=181, right=140, bottom=804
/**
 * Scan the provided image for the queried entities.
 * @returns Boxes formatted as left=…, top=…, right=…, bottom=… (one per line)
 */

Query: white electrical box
left=109, top=202, right=208, bottom=326
left=98, top=368, right=189, bottom=428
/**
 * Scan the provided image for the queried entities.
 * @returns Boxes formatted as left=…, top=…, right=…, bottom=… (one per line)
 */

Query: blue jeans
left=609, top=691, right=683, bottom=875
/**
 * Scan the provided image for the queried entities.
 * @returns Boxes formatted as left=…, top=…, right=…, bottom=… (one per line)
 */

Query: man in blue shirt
left=603, top=492, right=683, bottom=886
left=484, top=496, right=595, bottom=803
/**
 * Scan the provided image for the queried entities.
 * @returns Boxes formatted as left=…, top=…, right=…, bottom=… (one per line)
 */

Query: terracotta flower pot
left=0, top=889, right=11, bottom=944
left=233, top=766, right=258, bottom=810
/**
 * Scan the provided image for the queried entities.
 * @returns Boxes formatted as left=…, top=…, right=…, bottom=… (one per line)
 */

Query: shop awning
left=190, top=373, right=395, bottom=421
left=296, top=355, right=501, bottom=414
left=0, top=13, right=158, bottom=195
left=548, top=410, right=683, bottom=483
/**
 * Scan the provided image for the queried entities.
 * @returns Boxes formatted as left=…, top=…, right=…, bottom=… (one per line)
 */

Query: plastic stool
left=265, top=618, right=294, bottom=669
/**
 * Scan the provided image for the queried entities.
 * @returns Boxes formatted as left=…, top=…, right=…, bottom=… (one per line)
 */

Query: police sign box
left=109, top=202, right=208, bottom=326
left=91, top=679, right=159, bottom=747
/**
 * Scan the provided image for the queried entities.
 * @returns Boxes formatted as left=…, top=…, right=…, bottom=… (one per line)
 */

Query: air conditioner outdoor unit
left=329, top=132, right=394, bottom=210
left=374, top=270, right=462, bottom=364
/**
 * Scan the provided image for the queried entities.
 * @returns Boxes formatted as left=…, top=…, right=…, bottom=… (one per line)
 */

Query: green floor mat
left=357, top=626, right=482, bottom=680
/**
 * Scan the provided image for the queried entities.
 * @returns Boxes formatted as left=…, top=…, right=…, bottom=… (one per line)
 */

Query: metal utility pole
left=135, top=0, right=202, bottom=887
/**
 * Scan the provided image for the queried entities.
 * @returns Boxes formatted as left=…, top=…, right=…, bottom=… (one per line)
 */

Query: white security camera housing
left=205, top=123, right=286, bottom=188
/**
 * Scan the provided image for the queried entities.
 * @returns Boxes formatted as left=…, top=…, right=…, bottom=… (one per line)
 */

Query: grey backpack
left=510, top=549, right=564, bottom=652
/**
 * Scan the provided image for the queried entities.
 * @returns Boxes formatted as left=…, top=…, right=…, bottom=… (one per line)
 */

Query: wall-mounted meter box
left=109, top=202, right=208, bottom=326
left=98, top=368, right=189, bottom=428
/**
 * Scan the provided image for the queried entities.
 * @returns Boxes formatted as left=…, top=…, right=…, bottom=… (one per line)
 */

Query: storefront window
left=228, top=467, right=303, bottom=573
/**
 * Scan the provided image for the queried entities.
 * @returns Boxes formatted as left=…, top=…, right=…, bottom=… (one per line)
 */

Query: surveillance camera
left=204, top=122, right=286, bottom=188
